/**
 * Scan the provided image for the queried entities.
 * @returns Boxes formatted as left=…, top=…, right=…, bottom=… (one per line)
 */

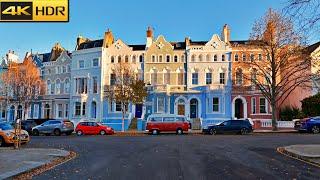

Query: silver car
left=32, top=120, right=74, bottom=136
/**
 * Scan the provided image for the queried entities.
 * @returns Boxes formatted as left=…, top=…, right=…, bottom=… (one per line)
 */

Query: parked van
left=146, top=114, right=191, bottom=135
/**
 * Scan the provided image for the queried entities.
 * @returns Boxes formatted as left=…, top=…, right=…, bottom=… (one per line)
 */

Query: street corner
left=0, top=148, right=76, bottom=179
left=277, top=145, right=320, bottom=168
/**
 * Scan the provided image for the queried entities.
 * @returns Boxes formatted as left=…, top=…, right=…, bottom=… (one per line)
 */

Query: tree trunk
left=271, top=100, right=278, bottom=131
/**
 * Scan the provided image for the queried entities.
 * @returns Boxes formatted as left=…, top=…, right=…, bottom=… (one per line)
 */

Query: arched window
left=152, top=55, right=156, bottom=62
left=139, top=55, right=144, bottom=62
left=206, top=54, right=210, bottom=61
left=166, top=55, right=171, bottom=62
left=181, top=55, right=185, bottom=62
left=164, top=70, right=170, bottom=84
left=17, top=105, right=23, bottom=119
left=132, top=55, right=136, bottom=63
left=56, top=79, right=61, bottom=94
left=151, top=70, right=158, bottom=85
left=221, top=54, right=225, bottom=61
left=198, top=54, right=203, bottom=62
left=64, top=78, right=70, bottom=93
left=159, top=55, right=163, bottom=62
left=250, top=54, right=255, bottom=61
left=47, top=80, right=51, bottom=95
left=118, top=56, right=121, bottom=63
left=174, top=55, right=178, bottom=62
left=125, top=55, right=129, bottom=63
left=191, top=55, right=195, bottom=62
left=214, top=55, right=218, bottom=61
left=251, top=68, right=257, bottom=85
left=111, top=56, right=115, bottom=63
left=236, top=69, right=243, bottom=85
left=242, top=54, right=247, bottom=61
left=234, top=54, right=239, bottom=61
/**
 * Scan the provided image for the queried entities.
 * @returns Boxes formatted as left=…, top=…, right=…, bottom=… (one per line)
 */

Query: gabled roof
left=78, top=39, right=103, bottom=50
left=190, top=40, right=207, bottom=46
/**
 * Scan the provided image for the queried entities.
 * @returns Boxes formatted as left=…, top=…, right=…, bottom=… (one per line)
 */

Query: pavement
left=280, top=145, right=320, bottom=166
left=0, top=148, right=71, bottom=179
left=23, top=133, right=320, bottom=180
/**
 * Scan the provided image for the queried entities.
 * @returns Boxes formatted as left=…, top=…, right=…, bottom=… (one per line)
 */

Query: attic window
left=94, top=42, right=99, bottom=47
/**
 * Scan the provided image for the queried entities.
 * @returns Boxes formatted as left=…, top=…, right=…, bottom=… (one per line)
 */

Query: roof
left=170, top=42, right=186, bottom=50
left=41, top=53, right=51, bottom=63
left=189, top=40, right=207, bottom=46
left=128, top=44, right=146, bottom=51
left=230, top=40, right=250, bottom=45
left=77, top=39, right=103, bottom=50
left=307, top=41, right=320, bottom=54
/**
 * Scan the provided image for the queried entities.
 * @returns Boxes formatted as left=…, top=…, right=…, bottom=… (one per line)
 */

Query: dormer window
left=125, top=55, right=129, bottom=63
left=242, top=54, right=247, bottom=61
left=118, top=56, right=121, bottom=63
left=159, top=55, right=163, bottom=62
left=111, top=56, right=115, bottom=63
left=221, top=55, right=225, bottom=61
left=174, top=55, right=178, bottom=62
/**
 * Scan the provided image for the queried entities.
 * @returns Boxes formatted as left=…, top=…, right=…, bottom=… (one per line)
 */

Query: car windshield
left=0, top=123, right=14, bottom=130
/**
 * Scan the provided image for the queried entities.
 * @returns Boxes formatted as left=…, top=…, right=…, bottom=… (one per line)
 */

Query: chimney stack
left=103, top=28, right=114, bottom=48
left=185, top=37, right=191, bottom=46
left=146, top=26, right=153, bottom=49
left=222, top=24, right=230, bottom=43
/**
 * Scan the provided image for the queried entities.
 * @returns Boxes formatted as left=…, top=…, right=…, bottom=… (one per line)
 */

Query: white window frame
left=92, top=58, right=99, bottom=67
left=213, top=97, right=219, bottom=112
left=79, top=60, right=85, bottom=69
left=259, top=97, right=267, bottom=114
left=251, top=97, right=256, bottom=114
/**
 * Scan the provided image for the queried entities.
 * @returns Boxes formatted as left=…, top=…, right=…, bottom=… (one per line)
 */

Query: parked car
left=75, top=122, right=114, bottom=136
left=146, top=114, right=191, bottom=135
left=0, top=122, right=30, bottom=147
left=32, top=120, right=74, bottom=136
left=21, top=120, right=38, bottom=134
left=203, top=120, right=253, bottom=135
left=294, top=118, right=308, bottom=130
left=298, top=116, right=320, bottom=133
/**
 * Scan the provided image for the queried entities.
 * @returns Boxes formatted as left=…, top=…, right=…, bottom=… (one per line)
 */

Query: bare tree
left=239, top=9, right=316, bottom=130
left=104, top=62, right=147, bottom=132
left=0, top=56, right=44, bottom=148
left=284, top=0, right=320, bottom=38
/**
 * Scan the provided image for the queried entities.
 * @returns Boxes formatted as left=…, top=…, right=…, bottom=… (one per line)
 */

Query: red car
left=146, top=114, right=191, bottom=135
left=75, top=122, right=114, bottom=136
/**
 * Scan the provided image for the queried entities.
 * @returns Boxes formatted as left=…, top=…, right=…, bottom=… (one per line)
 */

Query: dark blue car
left=299, top=117, right=320, bottom=134
left=203, top=120, right=253, bottom=135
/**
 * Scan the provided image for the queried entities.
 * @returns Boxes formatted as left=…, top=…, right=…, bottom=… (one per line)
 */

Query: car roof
left=147, top=114, right=185, bottom=118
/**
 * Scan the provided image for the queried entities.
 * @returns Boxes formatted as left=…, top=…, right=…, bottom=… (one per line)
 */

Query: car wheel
left=100, top=130, right=106, bottom=135
left=0, top=136, right=4, bottom=147
left=240, top=128, right=248, bottom=135
left=76, top=130, right=83, bottom=136
left=311, top=126, right=320, bottom=134
left=54, top=129, right=61, bottom=136
left=176, top=128, right=183, bottom=135
left=152, top=129, right=158, bottom=135
left=33, top=129, right=39, bottom=136
left=209, top=128, right=217, bottom=135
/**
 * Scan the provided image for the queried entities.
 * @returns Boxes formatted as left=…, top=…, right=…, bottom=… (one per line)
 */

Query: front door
left=235, top=99, right=243, bottom=119
left=178, top=104, right=185, bottom=116
left=190, top=99, right=198, bottom=119
left=135, top=104, right=143, bottom=118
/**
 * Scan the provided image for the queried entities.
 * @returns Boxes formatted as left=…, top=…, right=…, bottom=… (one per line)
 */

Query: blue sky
left=0, top=0, right=289, bottom=59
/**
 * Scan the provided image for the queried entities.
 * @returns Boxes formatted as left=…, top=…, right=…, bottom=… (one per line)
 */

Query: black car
left=203, top=120, right=253, bottom=135
left=21, top=119, right=52, bottom=134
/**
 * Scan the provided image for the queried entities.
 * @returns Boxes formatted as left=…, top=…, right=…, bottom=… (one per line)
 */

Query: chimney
left=146, top=26, right=153, bottom=49
left=76, top=35, right=85, bottom=50
left=103, top=29, right=114, bottom=48
left=185, top=37, right=191, bottom=46
left=222, top=24, right=230, bottom=43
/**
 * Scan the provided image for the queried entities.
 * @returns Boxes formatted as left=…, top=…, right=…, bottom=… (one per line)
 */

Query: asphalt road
left=25, top=133, right=320, bottom=180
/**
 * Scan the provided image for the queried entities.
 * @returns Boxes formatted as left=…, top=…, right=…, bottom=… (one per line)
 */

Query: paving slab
left=0, top=148, right=70, bottom=179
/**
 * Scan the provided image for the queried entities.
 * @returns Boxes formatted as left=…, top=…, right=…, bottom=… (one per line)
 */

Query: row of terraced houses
left=1, top=25, right=320, bottom=131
